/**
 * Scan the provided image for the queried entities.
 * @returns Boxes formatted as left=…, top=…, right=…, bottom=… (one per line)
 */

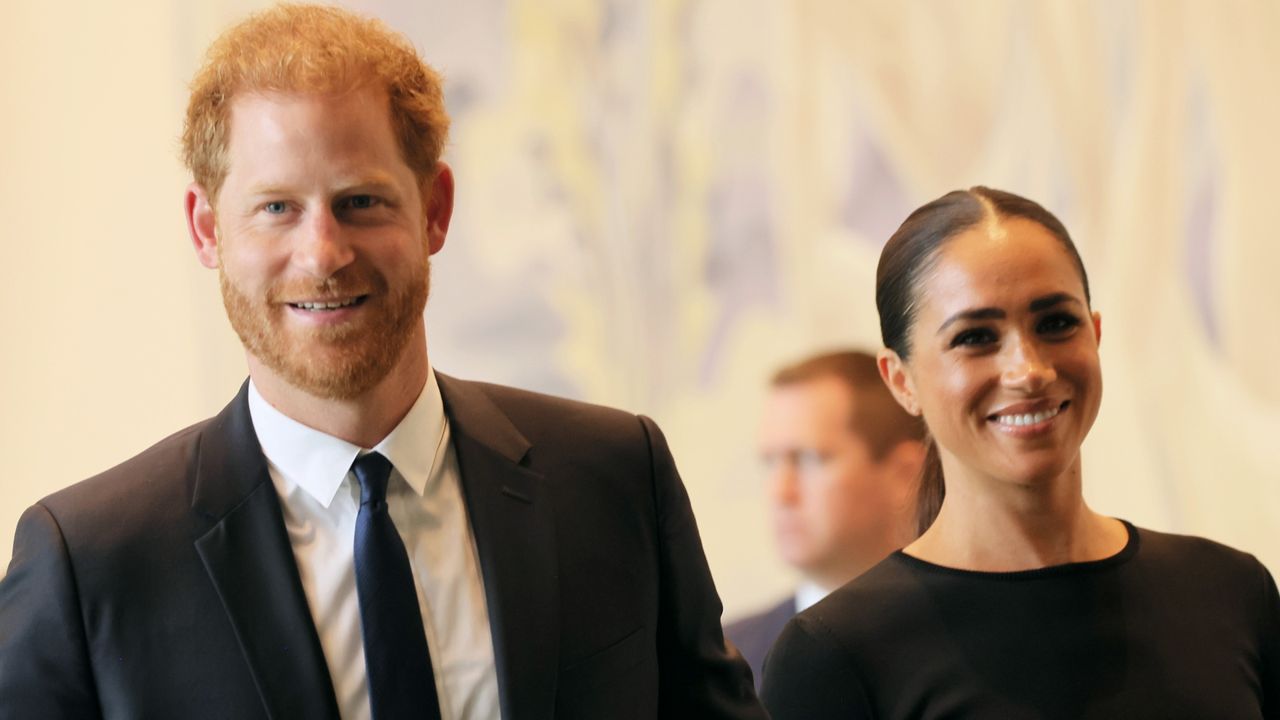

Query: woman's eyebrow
left=1029, top=293, right=1083, bottom=312
left=936, top=308, right=1004, bottom=335
left=936, top=293, right=1085, bottom=335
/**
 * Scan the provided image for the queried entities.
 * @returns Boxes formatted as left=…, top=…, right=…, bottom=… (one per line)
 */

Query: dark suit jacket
left=724, top=596, right=794, bottom=691
left=0, top=375, right=764, bottom=720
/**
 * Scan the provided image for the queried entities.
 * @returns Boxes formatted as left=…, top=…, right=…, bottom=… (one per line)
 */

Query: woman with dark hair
left=760, top=187, right=1280, bottom=718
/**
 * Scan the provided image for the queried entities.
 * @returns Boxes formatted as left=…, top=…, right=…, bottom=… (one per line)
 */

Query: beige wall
left=3, top=1, right=1277, bottom=620
left=1, top=1, right=245, bottom=561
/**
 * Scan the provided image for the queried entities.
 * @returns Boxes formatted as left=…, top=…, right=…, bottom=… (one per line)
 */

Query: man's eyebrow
left=339, top=175, right=400, bottom=192
left=936, top=308, right=1004, bottom=335
left=243, top=176, right=401, bottom=198
left=1028, top=293, right=1083, bottom=312
left=245, top=184, right=291, bottom=197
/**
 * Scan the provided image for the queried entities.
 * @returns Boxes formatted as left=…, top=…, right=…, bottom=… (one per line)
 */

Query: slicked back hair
left=874, top=186, right=1090, bottom=534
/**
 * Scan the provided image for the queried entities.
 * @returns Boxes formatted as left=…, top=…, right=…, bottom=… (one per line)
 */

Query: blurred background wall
left=2, top=0, right=1277, bottom=618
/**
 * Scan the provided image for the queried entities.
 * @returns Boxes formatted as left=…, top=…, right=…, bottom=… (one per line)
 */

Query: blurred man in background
left=726, top=350, right=925, bottom=687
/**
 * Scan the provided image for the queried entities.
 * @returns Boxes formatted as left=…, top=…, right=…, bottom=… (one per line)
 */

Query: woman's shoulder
left=788, top=554, right=934, bottom=649
left=1131, top=524, right=1270, bottom=579
left=1129, top=524, right=1278, bottom=622
left=760, top=569, right=905, bottom=719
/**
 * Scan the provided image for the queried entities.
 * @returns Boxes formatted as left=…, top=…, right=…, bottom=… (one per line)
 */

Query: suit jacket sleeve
left=1258, top=560, right=1280, bottom=720
left=0, top=503, right=103, bottom=718
left=640, top=415, right=766, bottom=719
left=760, top=615, right=873, bottom=719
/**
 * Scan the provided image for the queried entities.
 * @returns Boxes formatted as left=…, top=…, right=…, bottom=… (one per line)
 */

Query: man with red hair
left=0, top=6, right=763, bottom=719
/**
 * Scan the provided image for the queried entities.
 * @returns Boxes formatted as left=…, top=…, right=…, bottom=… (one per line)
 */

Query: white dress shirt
left=794, top=581, right=833, bottom=614
left=248, top=370, right=501, bottom=720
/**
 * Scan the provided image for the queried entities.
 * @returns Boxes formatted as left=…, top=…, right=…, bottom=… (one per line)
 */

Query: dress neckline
left=891, top=519, right=1139, bottom=580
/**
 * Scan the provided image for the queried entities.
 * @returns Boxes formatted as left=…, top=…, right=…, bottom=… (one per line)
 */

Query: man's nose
left=768, top=464, right=800, bottom=506
left=292, top=208, right=355, bottom=278
left=1000, top=336, right=1056, bottom=392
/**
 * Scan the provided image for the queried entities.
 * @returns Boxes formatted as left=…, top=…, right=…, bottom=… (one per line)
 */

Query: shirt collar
left=795, top=580, right=834, bottom=613
left=247, top=369, right=448, bottom=507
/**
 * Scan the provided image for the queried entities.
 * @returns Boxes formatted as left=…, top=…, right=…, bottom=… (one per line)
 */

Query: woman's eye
left=950, top=328, right=997, bottom=348
left=263, top=201, right=288, bottom=214
left=1037, top=313, right=1082, bottom=335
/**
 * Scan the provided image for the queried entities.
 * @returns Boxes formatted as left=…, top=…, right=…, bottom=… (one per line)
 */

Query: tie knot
left=351, top=452, right=394, bottom=505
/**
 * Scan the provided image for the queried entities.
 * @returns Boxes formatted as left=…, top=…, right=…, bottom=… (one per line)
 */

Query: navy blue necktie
left=351, top=452, right=443, bottom=720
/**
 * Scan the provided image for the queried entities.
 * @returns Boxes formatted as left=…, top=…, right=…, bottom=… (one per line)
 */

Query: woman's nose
left=1001, top=337, right=1056, bottom=392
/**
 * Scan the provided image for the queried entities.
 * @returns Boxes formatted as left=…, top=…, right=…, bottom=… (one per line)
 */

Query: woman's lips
left=988, top=400, right=1070, bottom=436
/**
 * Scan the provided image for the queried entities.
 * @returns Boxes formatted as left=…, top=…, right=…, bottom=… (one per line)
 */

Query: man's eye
left=950, top=327, right=997, bottom=348
left=1037, top=313, right=1082, bottom=335
left=263, top=201, right=288, bottom=214
left=346, top=195, right=379, bottom=209
left=796, top=450, right=828, bottom=472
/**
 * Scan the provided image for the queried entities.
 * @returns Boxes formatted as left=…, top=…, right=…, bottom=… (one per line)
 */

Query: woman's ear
left=878, top=348, right=921, bottom=416
left=1092, top=310, right=1102, bottom=347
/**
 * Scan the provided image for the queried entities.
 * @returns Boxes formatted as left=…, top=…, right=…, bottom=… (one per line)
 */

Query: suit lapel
left=190, top=382, right=340, bottom=720
left=438, top=374, right=560, bottom=720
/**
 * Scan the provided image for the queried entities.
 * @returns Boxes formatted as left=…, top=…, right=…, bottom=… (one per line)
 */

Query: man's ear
left=877, top=348, right=921, bottom=416
left=1092, top=310, right=1102, bottom=348
left=424, top=162, right=454, bottom=256
left=185, top=183, right=220, bottom=269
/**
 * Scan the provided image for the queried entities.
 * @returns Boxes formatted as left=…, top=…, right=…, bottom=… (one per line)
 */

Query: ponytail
left=915, top=434, right=944, bottom=536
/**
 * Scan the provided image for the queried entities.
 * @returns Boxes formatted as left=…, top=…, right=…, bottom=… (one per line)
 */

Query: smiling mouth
left=990, top=400, right=1070, bottom=427
left=288, top=296, right=367, bottom=311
